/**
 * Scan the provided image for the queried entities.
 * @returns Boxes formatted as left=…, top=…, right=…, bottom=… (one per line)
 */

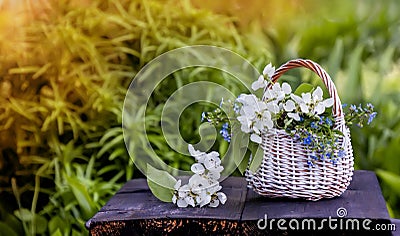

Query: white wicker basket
left=245, top=59, right=354, bottom=201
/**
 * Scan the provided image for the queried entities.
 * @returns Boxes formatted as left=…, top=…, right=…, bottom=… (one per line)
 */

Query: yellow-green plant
left=0, top=0, right=270, bottom=235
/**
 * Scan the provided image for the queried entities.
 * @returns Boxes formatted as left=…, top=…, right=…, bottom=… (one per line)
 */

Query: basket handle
left=267, top=59, right=343, bottom=117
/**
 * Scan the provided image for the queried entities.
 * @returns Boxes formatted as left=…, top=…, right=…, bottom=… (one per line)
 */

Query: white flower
left=191, top=163, right=205, bottom=174
left=173, top=144, right=227, bottom=208
left=189, top=174, right=210, bottom=189
left=217, top=192, right=227, bottom=204
left=184, top=195, right=195, bottom=207
left=263, top=82, right=291, bottom=102
left=237, top=115, right=252, bottom=133
left=177, top=184, right=190, bottom=198
left=203, top=155, right=222, bottom=171
left=288, top=112, right=301, bottom=121
left=251, top=75, right=267, bottom=91
left=262, top=63, right=275, bottom=78
left=283, top=100, right=296, bottom=112
left=290, top=93, right=310, bottom=113
left=254, top=110, right=273, bottom=131
left=266, top=101, right=280, bottom=114
left=236, top=94, right=259, bottom=107
left=188, top=144, right=206, bottom=163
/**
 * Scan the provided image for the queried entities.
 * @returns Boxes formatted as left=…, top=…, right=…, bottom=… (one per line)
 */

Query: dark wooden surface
left=86, top=170, right=395, bottom=235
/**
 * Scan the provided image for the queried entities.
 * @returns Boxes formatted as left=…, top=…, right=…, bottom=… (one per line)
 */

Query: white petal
left=266, top=102, right=280, bottom=113
left=208, top=151, right=220, bottom=158
left=272, top=83, right=281, bottom=92
left=265, top=119, right=274, bottom=129
left=188, top=144, right=204, bottom=158
left=323, top=98, right=334, bottom=107
left=207, top=170, right=221, bottom=180
left=203, top=155, right=221, bottom=170
left=263, top=63, right=275, bottom=77
left=177, top=198, right=188, bottom=208
left=255, top=101, right=267, bottom=111
left=276, top=92, right=285, bottom=101
left=199, top=195, right=212, bottom=207
left=189, top=174, right=208, bottom=188
left=252, top=123, right=261, bottom=134
left=191, top=163, right=205, bottom=174
left=312, top=87, right=323, bottom=101
left=263, top=89, right=274, bottom=100
left=283, top=100, right=295, bottom=112
left=209, top=199, right=220, bottom=208
left=172, top=195, right=177, bottom=204
left=282, top=82, right=292, bottom=94
left=243, top=106, right=256, bottom=117
left=300, top=103, right=309, bottom=113
left=184, top=195, right=195, bottom=207
left=207, top=183, right=222, bottom=195
left=240, top=123, right=251, bottom=133
left=263, top=110, right=272, bottom=119
left=290, top=94, right=303, bottom=104
left=302, top=93, right=312, bottom=104
left=236, top=94, right=255, bottom=105
left=178, top=185, right=190, bottom=198
left=217, top=192, right=227, bottom=204
left=288, top=113, right=301, bottom=121
left=250, top=133, right=262, bottom=144
left=251, top=75, right=266, bottom=91
left=314, top=103, right=325, bottom=115
left=174, top=179, right=181, bottom=190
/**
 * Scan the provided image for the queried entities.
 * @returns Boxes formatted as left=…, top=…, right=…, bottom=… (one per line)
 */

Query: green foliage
left=146, top=164, right=177, bottom=203
left=0, top=0, right=269, bottom=235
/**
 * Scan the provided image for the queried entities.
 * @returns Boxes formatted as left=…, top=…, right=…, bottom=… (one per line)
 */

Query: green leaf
left=34, top=215, right=48, bottom=234
left=327, top=38, right=344, bottom=80
left=51, top=229, right=63, bottom=236
left=294, top=83, right=314, bottom=96
left=248, top=143, right=264, bottom=173
left=237, top=150, right=251, bottom=175
left=376, top=169, right=400, bottom=196
left=0, top=222, right=18, bottom=236
left=14, top=208, right=33, bottom=222
left=13, top=209, right=47, bottom=234
left=147, top=164, right=177, bottom=203
left=65, top=175, right=96, bottom=218
left=231, top=125, right=250, bottom=174
left=49, top=216, right=67, bottom=235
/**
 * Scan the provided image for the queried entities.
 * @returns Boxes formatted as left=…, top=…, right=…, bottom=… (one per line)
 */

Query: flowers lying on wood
left=202, top=63, right=377, bottom=167
left=172, top=145, right=227, bottom=208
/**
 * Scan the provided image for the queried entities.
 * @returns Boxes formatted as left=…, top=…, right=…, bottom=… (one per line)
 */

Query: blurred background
left=0, top=0, right=399, bottom=235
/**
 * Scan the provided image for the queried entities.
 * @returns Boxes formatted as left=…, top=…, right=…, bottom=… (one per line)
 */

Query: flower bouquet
left=203, top=59, right=377, bottom=201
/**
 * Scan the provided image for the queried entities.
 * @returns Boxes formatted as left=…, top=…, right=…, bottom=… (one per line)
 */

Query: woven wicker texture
left=246, top=59, right=354, bottom=201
